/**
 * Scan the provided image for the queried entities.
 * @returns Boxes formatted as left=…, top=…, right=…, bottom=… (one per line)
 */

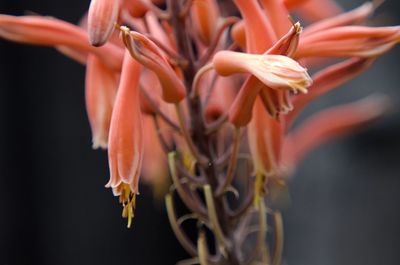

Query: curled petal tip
left=92, top=138, right=108, bottom=149
left=105, top=178, right=122, bottom=189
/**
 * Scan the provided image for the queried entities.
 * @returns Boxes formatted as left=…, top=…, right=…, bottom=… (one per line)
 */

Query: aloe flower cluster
left=1, top=0, right=399, bottom=264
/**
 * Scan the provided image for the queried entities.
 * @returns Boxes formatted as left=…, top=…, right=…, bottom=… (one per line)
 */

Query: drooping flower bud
left=88, top=0, right=121, bottom=46
left=120, top=27, right=186, bottom=103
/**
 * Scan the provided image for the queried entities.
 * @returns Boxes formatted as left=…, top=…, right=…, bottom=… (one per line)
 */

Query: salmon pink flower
left=0, top=15, right=123, bottom=71
left=297, top=25, right=400, bottom=58
left=220, top=22, right=305, bottom=125
left=106, top=52, right=143, bottom=227
left=85, top=55, right=119, bottom=149
left=213, top=51, right=312, bottom=94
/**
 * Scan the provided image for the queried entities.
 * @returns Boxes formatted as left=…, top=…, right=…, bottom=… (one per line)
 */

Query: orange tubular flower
left=0, top=15, right=123, bottom=71
left=120, top=27, right=186, bottom=103
left=220, top=23, right=304, bottom=123
left=106, top=52, right=143, bottom=227
left=85, top=55, right=119, bottom=149
left=225, top=23, right=304, bottom=122
left=297, top=26, right=400, bottom=58
left=88, top=0, right=121, bottom=46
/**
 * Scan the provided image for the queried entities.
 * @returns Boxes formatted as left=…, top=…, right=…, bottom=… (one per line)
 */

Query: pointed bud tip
left=89, top=38, right=106, bottom=47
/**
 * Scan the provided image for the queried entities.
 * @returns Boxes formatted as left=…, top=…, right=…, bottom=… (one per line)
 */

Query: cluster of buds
left=1, top=0, right=399, bottom=264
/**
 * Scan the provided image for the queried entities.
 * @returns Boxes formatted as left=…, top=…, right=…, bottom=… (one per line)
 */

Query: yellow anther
left=117, top=183, right=137, bottom=228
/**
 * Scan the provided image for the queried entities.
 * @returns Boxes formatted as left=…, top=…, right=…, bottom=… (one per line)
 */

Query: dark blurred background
left=0, top=0, right=399, bottom=265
